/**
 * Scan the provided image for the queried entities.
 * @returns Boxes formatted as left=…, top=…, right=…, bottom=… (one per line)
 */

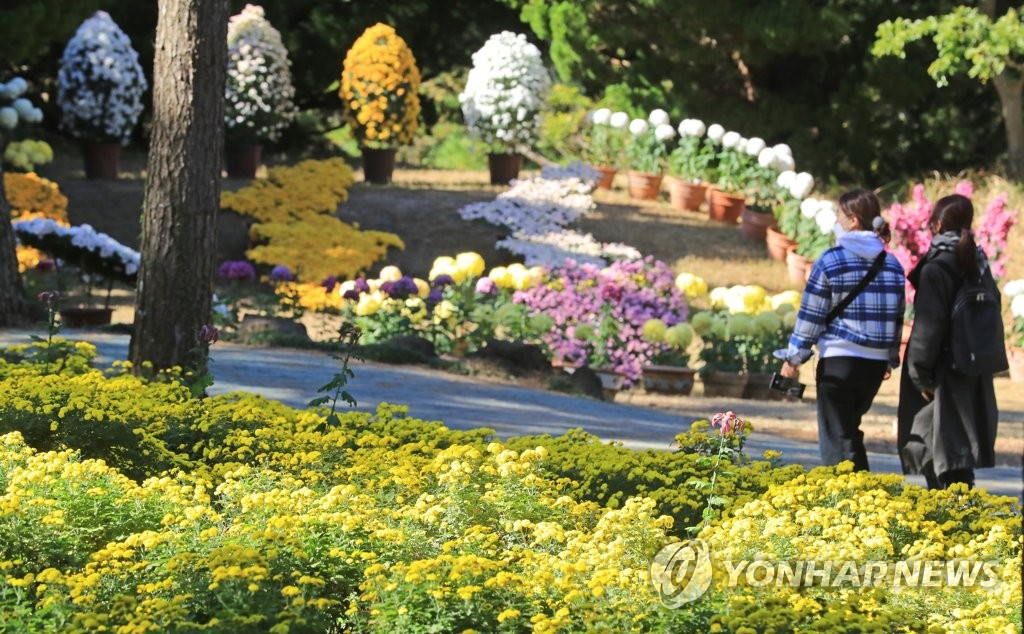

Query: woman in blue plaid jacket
left=777, top=189, right=906, bottom=471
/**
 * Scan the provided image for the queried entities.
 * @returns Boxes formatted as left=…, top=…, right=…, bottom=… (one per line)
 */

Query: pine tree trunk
left=0, top=155, right=30, bottom=327
left=993, top=72, right=1024, bottom=181
left=129, top=0, right=228, bottom=372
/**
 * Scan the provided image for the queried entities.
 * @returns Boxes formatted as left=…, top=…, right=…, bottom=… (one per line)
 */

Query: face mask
left=833, top=223, right=847, bottom=239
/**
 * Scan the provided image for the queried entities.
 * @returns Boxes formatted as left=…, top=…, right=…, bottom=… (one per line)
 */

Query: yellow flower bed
left=340, top=23, right=421, bottom=148
left=218, top=158, right=402, bottom=282
left=0, top=352, right=1019, bottom=632
left=220, top=158, right=355, bottom=224
left=5, top=171, right=70, bottom=271
left=248, top=214, right=404, bottom=284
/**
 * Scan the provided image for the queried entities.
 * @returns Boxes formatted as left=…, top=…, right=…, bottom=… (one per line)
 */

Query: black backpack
left=934, top=259, right=1009, bottom=376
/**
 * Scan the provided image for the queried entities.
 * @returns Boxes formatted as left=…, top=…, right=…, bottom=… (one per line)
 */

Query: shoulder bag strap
left=825, top=251, right=887, bottom=325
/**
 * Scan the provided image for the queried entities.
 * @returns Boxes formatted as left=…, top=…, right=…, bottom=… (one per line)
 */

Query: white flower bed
left=57, top=11, right=147, bottom=143
left=459, top=167, right=639, bottom=268
left=459, top=31, right=551, bottom=149
left=13, top=217, right=140, bottom=277
left=225, top=4, right=296, bottom=143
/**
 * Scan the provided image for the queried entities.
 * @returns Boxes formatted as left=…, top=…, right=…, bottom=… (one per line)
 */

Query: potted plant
left=12, top=217, right=140, bottom=326
left=1001, top=279, right=1024, bottom=382
left=738, top=141, right=791, bottom=241
left=665, top=119, right=715, bottom=211
left=768, top=170, right=815, bottom=260
left=624, top=111, right=674, bottom=200
left=57, top=12, right=147, bottom=179
left=341, top=23, right=421, bottom=185
left=460, top=31, right=551, bottom=185
left=224, top=5, right=296, bottom=179
left=706, top=128, right=752, bottom=224
left=580, top=108, right=628, bottom=188
left=640, top=318, right=697, bottom=395
left=781, top=197, right=836, bottom=285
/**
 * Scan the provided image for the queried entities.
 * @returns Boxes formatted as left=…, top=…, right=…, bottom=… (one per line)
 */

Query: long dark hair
left=930, top=194, right=978, bottom=277
left=839, top=188, right=890, bottom=243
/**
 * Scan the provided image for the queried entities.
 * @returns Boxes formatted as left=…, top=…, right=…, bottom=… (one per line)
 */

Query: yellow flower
left=455, top=252, right=485, bottom=278
left=378, top=265, right=403, bottom=282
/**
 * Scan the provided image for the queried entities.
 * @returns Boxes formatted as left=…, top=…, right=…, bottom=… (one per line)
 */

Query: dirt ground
left=39, top=154, right=1024, bottom=465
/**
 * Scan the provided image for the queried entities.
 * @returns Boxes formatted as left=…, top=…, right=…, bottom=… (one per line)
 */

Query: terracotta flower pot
left=785, top=245, right=811, bottom=286
left=81, top=142, right=121, bottom=180
left=642, top=365, right=696, bottom=395
left=362, top=147, right=397, bottom=185
left=701, top=371, right=749, bottom=398
left=739, top=207, right=777, bottom=242
left=595, top=166, right=617, bottom=189
left=766, top=226, right=797, bottom=262
left=225, top=144, right=262, bottom=180
left=666, top=177, right=708, bottom=212
left=59, top=307, right=113, bottom=328
left=488, top=152, right=523, bottom=185
left=707, top=189, right=744, bottom=224
left=627, top=171, right=663, bottom=200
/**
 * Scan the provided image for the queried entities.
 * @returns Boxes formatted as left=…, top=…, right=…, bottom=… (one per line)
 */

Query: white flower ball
left=11, top=98, right=33, bottom=118
left=745, top=137, right=766, bottom=156
left=800, top=197, right=819, bottom=218
left=654, top=123, right=675, bottom=141
left=591, top=107, right=611, bottom=125
left=0, top=107, right=17, bottom=130
left=609, top=111, right=630, bottom=128
left=789, top=171, right=815, bottom=200
left=722, top=131, right=741, bottom=148
left=648, top=108, right=670, bottom=126
left=773, top=143, right=793, bottom=157
left=815, top=206, right=838, bottom=233
left=757, top=147, right=777, bottom=168
left=629, top=118, right=649, bottom=136
left=776, top=170, right=796, bottom=189
left=1003, top=279, right=1024, bottom=298
left=774, top=154, right=796, bottom=172
left=1011, top=294, right=1024, bottom=318
left=6, top=77, right=27, bottom=98
left=707, top=123, right=725, bottom=143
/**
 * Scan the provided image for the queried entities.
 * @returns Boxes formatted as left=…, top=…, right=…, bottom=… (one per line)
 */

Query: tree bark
left=993, top=72, right=1024, bottom=181
left=130, top=0, right=228, bottom=373
left=0, top=152, right=30, bottom=327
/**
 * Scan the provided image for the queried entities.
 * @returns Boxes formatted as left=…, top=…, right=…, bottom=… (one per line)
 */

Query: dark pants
left=815, top=356, right=888, bottom=471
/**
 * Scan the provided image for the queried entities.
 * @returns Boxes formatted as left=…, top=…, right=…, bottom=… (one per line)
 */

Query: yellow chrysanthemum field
left=0, top=342, right=1019, bottom=632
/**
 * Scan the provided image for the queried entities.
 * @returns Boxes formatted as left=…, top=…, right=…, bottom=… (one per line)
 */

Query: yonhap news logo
left=650, top=540, right=1001, bottom=606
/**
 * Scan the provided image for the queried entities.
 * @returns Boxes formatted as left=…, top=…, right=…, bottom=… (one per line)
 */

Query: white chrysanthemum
left=679, top=118, right=706, bottom=138
left=648, top=108, right=670, bottom=126
left=774, top=153, right=796, bottom=172
left=800, top=197, right=819, bottom=219
left=757, top=147, right=777, bottom=168
left=706, top=123, right=725, bottom=143
left=1011, top=294, right=1024, bottom=318
left=721, top=131, right=741, bottom=148
left=57, top=11, right=147, bottom=142
left=815, top=205, right=838, bottom=233
left=0, top=107, right=17, bottom=130
left=628, top=118, right=649, bottom=136
left=654, top=123, right=675, bottom=141
left=609, top=111, right=629, bottom=128
left=224, top=4, right=296, bottom=143
left=1003, top=279, right=1024, bottom=298
left=591, top=107, right=611, bottom=125
left=773, top=143, right=793, bottom=158
left=789, top=171, right=815, bottom=200
left=776, top=170, right=796, bottom=189
left=460, top=31, right=552, bottom=148
left=745, top=137, right=766, bottom=156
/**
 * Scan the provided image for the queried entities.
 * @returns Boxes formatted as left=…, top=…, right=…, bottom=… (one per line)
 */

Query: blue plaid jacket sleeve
left=785, top=260, right=831, bottom=363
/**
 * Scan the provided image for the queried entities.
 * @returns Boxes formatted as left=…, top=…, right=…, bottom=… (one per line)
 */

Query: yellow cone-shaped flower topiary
left=340, top=23, right=421, bottom=149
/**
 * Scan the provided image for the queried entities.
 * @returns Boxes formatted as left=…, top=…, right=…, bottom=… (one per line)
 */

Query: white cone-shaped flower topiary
left=57, top=11, right=147, bottom=143
left=459, top=31, right=551, bottom=151
left=225, top=4, right=296, bottom=144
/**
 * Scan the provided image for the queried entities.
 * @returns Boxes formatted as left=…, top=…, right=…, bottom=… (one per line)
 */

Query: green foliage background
left=0, top=0, right=1014, bottom=184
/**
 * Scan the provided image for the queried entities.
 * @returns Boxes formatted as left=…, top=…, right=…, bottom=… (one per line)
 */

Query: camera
left=769, top=372, right=806, bottom=399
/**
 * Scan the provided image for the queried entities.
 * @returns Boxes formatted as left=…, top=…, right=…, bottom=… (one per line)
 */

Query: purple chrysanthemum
left=269, top=265, right=294, bottom=282
left=218, top=260, right=256, bottom=281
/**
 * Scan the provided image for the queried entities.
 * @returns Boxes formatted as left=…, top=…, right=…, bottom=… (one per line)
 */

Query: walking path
left=2, top=329, right=1021, bottom=501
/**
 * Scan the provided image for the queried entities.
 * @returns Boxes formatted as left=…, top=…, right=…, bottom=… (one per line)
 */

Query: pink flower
left=711, top=411, right=743, bottom=435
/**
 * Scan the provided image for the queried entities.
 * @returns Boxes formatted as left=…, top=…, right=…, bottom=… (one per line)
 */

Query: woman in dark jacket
left=897, top=194, right=1000, bottom=489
